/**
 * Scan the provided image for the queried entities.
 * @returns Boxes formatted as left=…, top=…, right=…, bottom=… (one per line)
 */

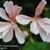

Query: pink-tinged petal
left=41, top=18, right=50, bottom=25
left=0, top=22, right=11, bottom=33
left=30, top=21, right=39, bottom=35
left=0, top=8, right=10, bottom=21
left=14, top=5, right=22, bottom=16
left=37, top=19, right=50, bottom=34
left=0, top=22, right=11, bottom=39
left=2, top=25, right=13, bottom=42
left=4, top=1, right=16, bottom=19
left=39, top=26, right=47, bottom=42
left=35, top=0, right=47, bottom=17
left=15, top=24, right=25, bottom=44
left=16, top=15, right=33, bottom=25
left=46, top=33, right=50, bottom=42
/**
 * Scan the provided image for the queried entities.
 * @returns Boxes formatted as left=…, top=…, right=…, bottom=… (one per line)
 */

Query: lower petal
left=37, top=19, right=50, bottom=34
left=0, top=22, right=10, bottom=33
left=30, top=21, right=39, bottom=35
left=39, top=25, right=47, bottom=42
left=46, top=33, right=50, bottom=42
left=15, top=24, right=25, bottom=44
left=3, top=25, right=13, bottom=42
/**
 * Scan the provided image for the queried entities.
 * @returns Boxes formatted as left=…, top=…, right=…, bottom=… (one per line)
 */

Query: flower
left=16, top=0, right=50, bottom=42
left=0, top=1, right=25, bottom=44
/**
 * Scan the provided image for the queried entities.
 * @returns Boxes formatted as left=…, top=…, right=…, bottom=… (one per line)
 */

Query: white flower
left=16, top=0, right=50, bottom=42
left=0, top=1, right=25, bottom=44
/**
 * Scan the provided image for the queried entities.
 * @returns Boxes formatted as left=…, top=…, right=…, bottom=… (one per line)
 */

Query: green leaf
left=22, top=38, right=48, bottom=50
left=43, top=7, right=50, bottom=18
left=0, top=0, right=6, bottom=6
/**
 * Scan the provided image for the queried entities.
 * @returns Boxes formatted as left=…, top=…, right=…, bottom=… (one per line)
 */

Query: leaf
left=22, top=38, right=48, bottom=50
left=0, top=0, right=6, bottom=6
left=43, top=7, right=50, bottom=18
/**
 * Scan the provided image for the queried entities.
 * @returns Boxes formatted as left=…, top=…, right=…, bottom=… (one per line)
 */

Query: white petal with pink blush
left=30, top=18, right=50, bottom=42
left=15, top=24, right=25, bottom=44
left=0, top=1, right=25, bottom=44
left=16, top=15, right=33, bottom=25
left=30, top=21, right=39, bottom=35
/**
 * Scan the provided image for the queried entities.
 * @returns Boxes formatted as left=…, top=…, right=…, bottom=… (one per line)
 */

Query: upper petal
left=14, top=5, right=22, bottom=16
left=30, top=21, right=39, bottom=35
left=0, top=8, right=10, bottom=21
left=4, top=1, right=16, bottom=18
left=35, top=0, right=47, bottom=17
left=3, top=25, right=13, bottom=42
left=14, top=24, right=25, bottom=44
left=16, top=15, right=33, bottom=25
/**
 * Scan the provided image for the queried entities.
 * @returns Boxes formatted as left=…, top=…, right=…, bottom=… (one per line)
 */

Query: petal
left=0, top=8, right=10, bottom=21
left=46, top=33, right=50, bottom=42
left=39, top=26, right=47, bottom=42
left=37, top=19, right=50, bottom=34
left=4, top=1, right=16, bottom=18
left=37, top=23, right=47, bottom=41
left=30, top=21, right=39, bottom=35
left=14, top=5, right=22, bottom=16
left=16, top=15, right=33, bottom=25
left=3, top=25, right=13, bottom=42
left=41, top=18, right=50, bottom=24
left=15, top=24, right=25, bottom=44
left=35, top=0, right=47, bottom=17
left=0, top=22, right=11, bottom=33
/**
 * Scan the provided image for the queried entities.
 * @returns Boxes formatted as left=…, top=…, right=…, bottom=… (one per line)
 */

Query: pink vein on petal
left=35, top=0, right=47, bottom=18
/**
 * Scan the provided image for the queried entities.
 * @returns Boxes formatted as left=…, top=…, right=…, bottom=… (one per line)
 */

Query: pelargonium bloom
left=0, top=1, right=25, bottom=44
left=16, top=0, right=50, bottom=42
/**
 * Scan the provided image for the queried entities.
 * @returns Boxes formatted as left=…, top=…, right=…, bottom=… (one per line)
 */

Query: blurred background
left=0, top=0, right=50, bottom=50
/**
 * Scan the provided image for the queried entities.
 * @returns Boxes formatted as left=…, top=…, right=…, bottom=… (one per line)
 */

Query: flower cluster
left=16, top=0, right=50, bottom=42
left=0, top=0, right=50, bottom=44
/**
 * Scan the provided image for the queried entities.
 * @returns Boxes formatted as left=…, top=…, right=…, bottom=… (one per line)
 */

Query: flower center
left=10, top=16, right=16, bottom=23
left=34, top=15, right=41, bottom=21
left=11, top=21, right=16, bottom=29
